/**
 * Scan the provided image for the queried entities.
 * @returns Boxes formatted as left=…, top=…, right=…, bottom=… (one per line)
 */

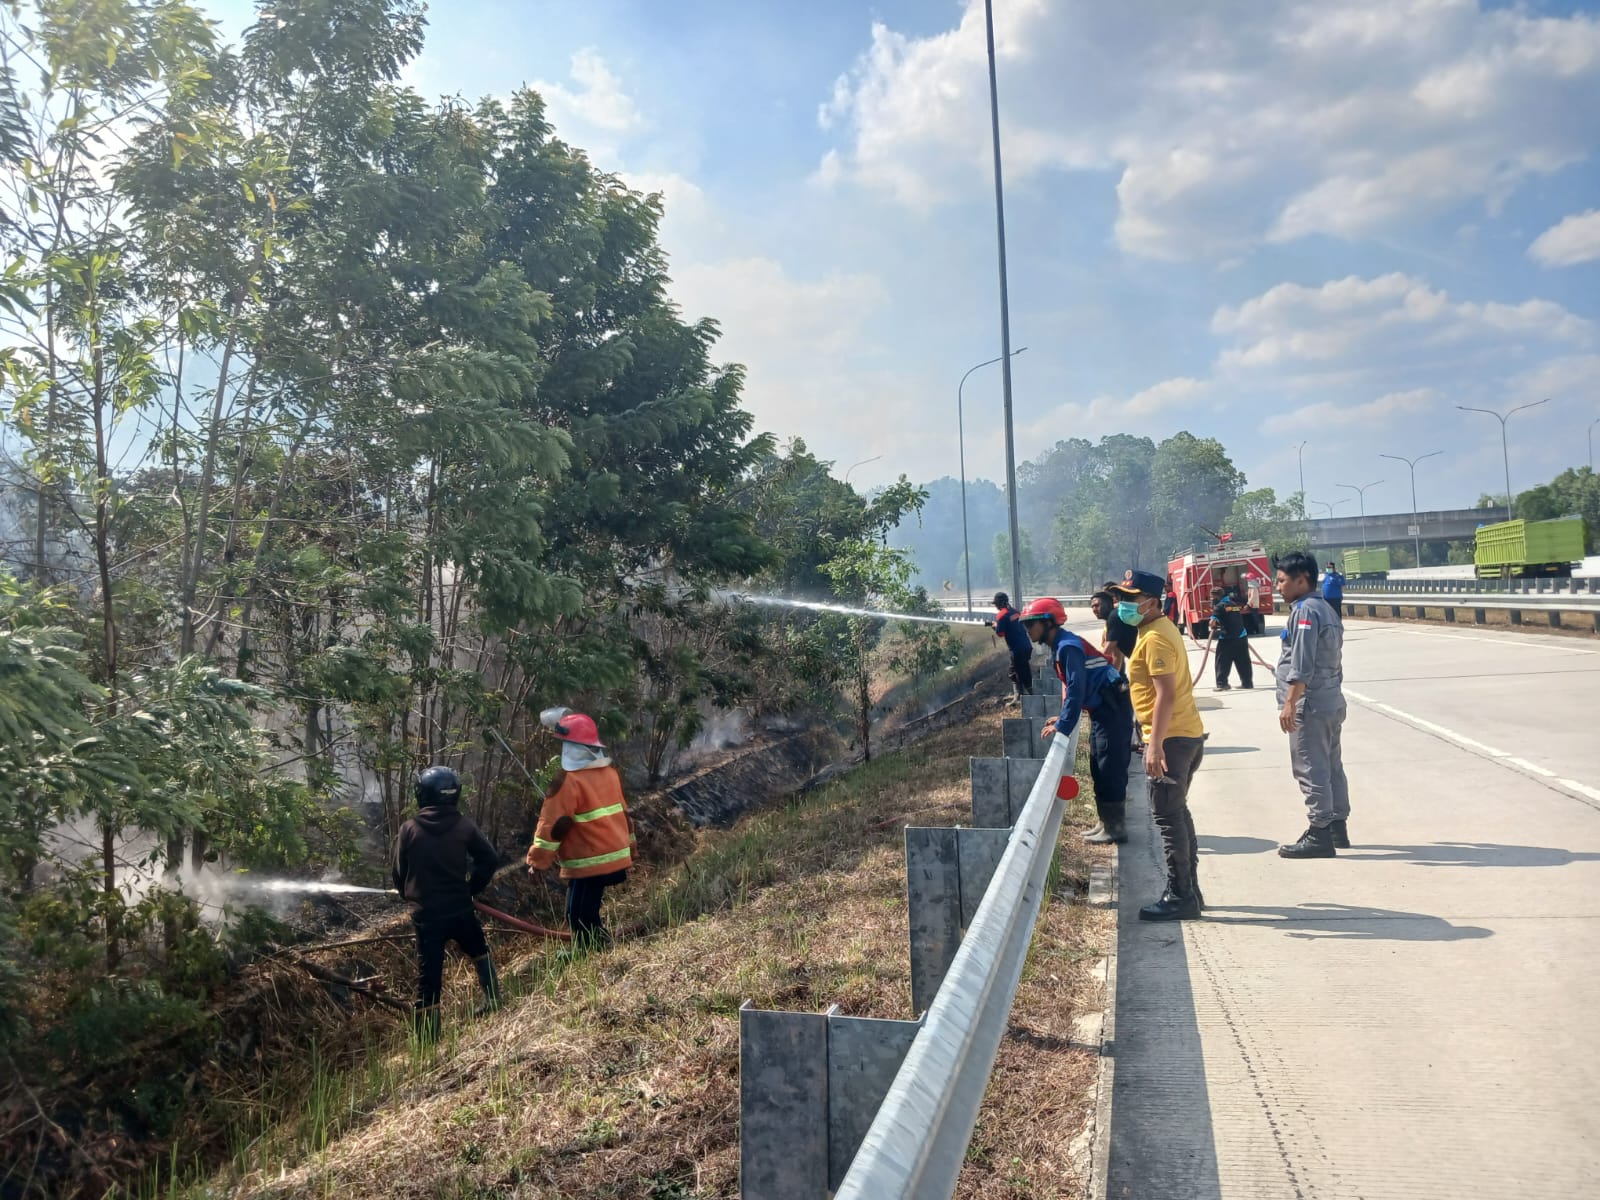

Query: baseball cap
left=1109, top=568, right=1166, bottom=597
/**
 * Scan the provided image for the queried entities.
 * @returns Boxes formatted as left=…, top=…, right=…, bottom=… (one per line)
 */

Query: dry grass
left=185, top=704, right=1113, bottom=1200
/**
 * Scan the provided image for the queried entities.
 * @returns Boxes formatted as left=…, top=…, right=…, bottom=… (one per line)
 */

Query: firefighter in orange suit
left=524, top=707, right=634, bottom=947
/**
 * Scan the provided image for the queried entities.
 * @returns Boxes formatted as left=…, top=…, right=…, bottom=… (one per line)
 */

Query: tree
left=1514, top=468, right=1599, bottom=552
left=1223, top=487, right=1306, bottom=561
left=991, top=529, right=1036, bottom=593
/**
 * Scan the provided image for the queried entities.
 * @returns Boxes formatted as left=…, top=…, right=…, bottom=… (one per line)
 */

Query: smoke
left=37, top=816, right=389, bottom=923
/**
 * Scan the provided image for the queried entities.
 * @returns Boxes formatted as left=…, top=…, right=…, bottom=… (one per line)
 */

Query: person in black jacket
left=393, top=765, right=501, bottom=1036
left=1211, top=585, right=1254, bottom=690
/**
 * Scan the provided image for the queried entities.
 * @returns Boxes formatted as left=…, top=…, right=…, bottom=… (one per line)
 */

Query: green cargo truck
left=1343, top=547, right=1391, bottom=579
left=1473, top=517, right=1586, bottom=578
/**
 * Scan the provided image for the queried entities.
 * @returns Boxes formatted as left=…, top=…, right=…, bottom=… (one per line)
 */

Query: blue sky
left=215, top=1, right=1600, bottom=516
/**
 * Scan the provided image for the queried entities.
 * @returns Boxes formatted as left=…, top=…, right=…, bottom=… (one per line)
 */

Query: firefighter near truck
left=1166, top=536, right=1275, bottom=640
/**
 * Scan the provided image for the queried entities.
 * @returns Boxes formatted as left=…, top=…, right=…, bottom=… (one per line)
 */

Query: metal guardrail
left=1343, top=576, right=1599, bottom=597
left=1341, top=588, right=1600, bottom=632
left=833, top=731, right=1072, bottom=1199
left=739, top=663, right=1077, bottom=1199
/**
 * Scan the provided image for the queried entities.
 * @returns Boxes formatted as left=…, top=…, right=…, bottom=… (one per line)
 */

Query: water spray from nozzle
left=718, top=591, right=986, bottom=626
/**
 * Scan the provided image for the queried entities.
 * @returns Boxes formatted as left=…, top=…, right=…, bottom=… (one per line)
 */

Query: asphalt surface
left=1104, top=618, right=1600, bottom=1200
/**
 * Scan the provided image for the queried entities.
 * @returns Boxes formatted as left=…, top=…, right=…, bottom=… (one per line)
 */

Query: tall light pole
left=983, top=0, right=1023, bottom=606
left=1336, top=479, right=1384, bottom=549
left=1456, top=398, right=1548, bottom=519
left=958, top=347, right=1027, bottom=616
left=1379, top=450, right=1442, bottom=567
left=1293, top=440, right=1308, bottom=533
left=1310, top=497, right=1349, bottom=520
left=1588, top=417, right=1600, bottom=471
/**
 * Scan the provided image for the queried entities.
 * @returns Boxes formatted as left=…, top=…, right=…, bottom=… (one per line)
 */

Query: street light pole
left=1336, top=480, right=1384, bottom=549
left=843, top=456, right=881, bottom=487
left=1589, top=417, right=1600, bottom=472
left=1379, top=450, right=1442, bottom=567
left=1455, top=398, right=1548, bottom=520
left=1310, top=498, right=1350, bottom=520
left=983, top=0, right=1023, bottom=606
left=958, top=347, right=1026, bottom=617
left=1293, top=440, right=1308, bottom=534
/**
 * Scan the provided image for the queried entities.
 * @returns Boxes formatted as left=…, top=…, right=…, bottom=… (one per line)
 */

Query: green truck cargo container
left=1473, top=517, right=1586, bottom=578
left=1343, top=547, right=1391, bottom=578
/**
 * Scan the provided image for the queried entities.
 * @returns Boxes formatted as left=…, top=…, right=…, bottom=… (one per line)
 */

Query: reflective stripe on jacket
left=525, top=764, right=634, bottom=879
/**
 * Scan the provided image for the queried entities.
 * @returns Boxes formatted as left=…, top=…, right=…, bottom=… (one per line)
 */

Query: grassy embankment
left=142, top=698, right=1110, bottom=1200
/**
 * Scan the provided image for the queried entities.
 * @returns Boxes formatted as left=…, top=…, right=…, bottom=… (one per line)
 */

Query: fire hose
left=473, top=899, right=572, bottom=941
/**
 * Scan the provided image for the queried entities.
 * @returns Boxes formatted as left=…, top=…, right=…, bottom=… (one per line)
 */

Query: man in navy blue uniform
left=1211, top=584, right=1253, bottom=690
left=1020, top=597, right=1134, bottom=844
left=986, top=591, right=1034, bottom=699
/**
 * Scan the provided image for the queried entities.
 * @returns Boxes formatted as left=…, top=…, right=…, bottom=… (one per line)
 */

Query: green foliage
left=1049, top=435, right=1248, bottom=588
left=1222, top=487, right=1306, bottom=561
left=1514, top=468, right=1599, bottom=553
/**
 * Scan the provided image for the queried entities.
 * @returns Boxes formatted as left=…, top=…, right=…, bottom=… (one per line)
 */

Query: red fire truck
left=1165, top=536, right=1275, bottom=640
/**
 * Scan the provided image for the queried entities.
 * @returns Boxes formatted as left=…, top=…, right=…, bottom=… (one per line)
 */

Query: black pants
left=1149, top=736, right=1205, bottom=895
left=567, top=869, right=628, bottom=943
left=1088, top=690, right=1133, bottom=818
left=413, top=909, right=490, bottom=1010
left=1008, top=650, right=1033, bottom=695
left=1215, top=636, right=1253, bottom=688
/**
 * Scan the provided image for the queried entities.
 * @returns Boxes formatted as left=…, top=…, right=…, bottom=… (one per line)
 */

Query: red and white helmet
left=1019, top=597, right=1067, bottom=626
left=551, top=710, right=604, bottom=749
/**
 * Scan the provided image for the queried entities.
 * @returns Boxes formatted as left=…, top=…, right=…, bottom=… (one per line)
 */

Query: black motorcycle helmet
left=415, top=765, right=461, bottom=807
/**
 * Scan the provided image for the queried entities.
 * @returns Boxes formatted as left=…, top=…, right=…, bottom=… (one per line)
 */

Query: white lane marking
left=1506, top=757, right=1557, bottom=778
left=1345, top=687, right=1598, bottom=811
left=1560, top=778, right=1600, bottom=804
left=1377, top=626, right=1597, bottom=655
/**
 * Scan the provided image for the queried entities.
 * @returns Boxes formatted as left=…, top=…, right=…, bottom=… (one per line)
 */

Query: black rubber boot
left=1138, top=887, right=1201, bottom=922
left=1330, top=819, right=1350, bottom=850
left=1279, top=824, right=1336, bottom=859
left=1084, top=804, right=1128, bottom=844
left=1191, top=865, right=1205, bottom=911
left=472, top=953, right=501, bottom=1016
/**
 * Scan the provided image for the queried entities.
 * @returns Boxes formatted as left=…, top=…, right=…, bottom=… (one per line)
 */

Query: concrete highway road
left=1104, top=618, right=1600, bottom=1200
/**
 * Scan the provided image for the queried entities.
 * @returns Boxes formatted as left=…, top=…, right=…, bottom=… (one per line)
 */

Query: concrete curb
left=1080, top=772, right=1134, bottom=1200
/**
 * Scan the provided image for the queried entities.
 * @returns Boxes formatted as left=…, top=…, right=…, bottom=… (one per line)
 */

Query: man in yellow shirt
left=1110, top=569, right=1207, bottom=922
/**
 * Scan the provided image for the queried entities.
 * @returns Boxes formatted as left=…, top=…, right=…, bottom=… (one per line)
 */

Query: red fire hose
left=473, top=900, right=572, bottom=941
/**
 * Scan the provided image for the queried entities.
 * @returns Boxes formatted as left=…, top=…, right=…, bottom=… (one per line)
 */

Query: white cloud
left=1264, top=387, right=1437, bottom=435
left=535, top=49, right=642, bottom=135
left=1017, top=376, right=1210, bottom=443
left=1528, top=210, right=1600, bottom=267
left=1212, top=273, right=1592, bottom=373
left=819, top=1, right=1600, bottom=259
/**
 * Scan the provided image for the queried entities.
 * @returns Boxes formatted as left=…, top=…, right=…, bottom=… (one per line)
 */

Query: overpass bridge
left=1307, top=505, right=1508, bottom=551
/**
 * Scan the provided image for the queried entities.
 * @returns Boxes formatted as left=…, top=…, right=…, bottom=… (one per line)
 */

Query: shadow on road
left=1345, top=842, right=1600, bottom=869
left=1204, top=901, right=1493, bottom=941
left=1198, top=835, right=1277, bottom=855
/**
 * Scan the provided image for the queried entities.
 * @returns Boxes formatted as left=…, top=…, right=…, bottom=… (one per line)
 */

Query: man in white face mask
left=524, top=707, right=634, bottom=947
left=1109, top=569, right=1208, bottom=921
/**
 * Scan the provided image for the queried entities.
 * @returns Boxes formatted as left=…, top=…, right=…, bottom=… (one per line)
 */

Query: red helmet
left=1019, top=597, right=1067, bottom=625
left=552, top=711, right=604, bottom=748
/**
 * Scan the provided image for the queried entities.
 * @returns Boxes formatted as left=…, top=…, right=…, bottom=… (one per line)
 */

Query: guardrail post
left=1475, top=607, right=1486, bottom=625
left=739, top=1004, right=923, bottom=1199
left=1511, top=608, right=1522, bottom=626
left=1001, top=716, right=1049, bottom=759
left=906, top=826, right=1012, bottom=1014
left=740, top=1005, right=828, bottom=1199
left=1445, top=606, right=1456, bottom=623
left=1415, top=605, right=1426, bottom=620
left=969, top=757, right=1045, bottom=828
left=1548, top=609, right=1562, bottom=630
